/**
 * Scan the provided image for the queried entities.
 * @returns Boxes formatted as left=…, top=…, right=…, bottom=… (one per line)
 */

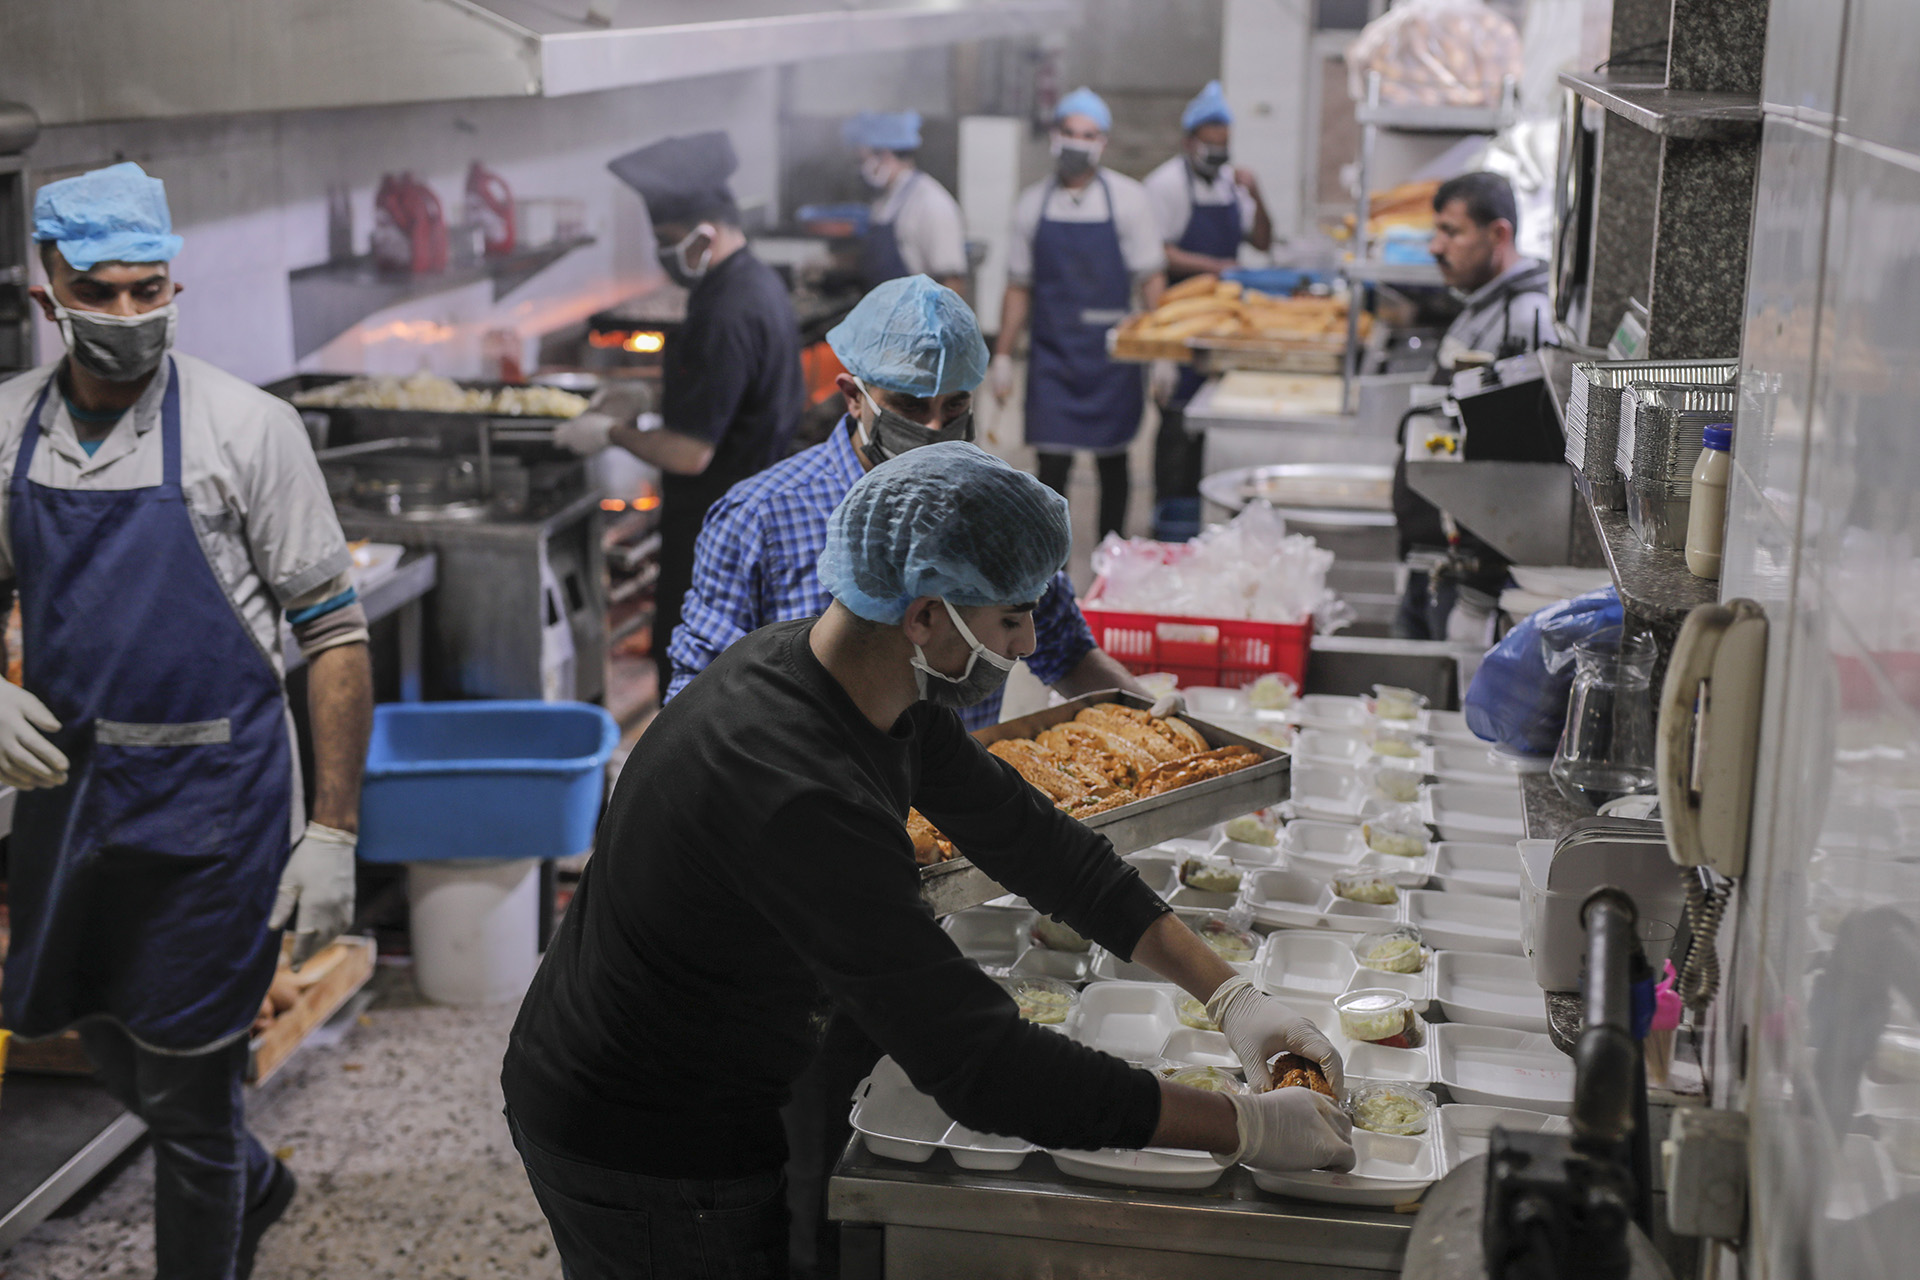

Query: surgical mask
left=1051, top=137, right=1103, bottom=182
left=54, top=302, right=177, bottom=383
left=657, top=224, right=715, bottom=288
left=1190, top=143, right=1230, bottom=179
left=860, top=155, right=895, bottom=190
left=855, top=381, right=973, bottom=464
left=911, top=598, right=1019, bottom=708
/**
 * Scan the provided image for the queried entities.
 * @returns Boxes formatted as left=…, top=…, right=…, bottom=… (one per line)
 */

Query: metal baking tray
left=918, top=691, right=1291, bottom=917
left=1189, top=337, right=1345, bottom=377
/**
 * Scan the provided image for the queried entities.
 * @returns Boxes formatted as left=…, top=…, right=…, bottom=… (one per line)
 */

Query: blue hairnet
left=1054, top=87, right=1112, bottom=133
left=818, top=442, right=1071, bottom=624
left=826, top=276, right=988, bottom=398
left=842, top=110, right=923, bottom=152
left=33, top=162, right=183, bottom=271
left=1182, top=80, right=1233, bottom=131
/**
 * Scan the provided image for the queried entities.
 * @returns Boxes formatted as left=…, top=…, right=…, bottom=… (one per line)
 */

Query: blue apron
left=859, top=171, right=920, bottom=290
left=1, top=361, right=293, bottom=1052
left=1169, top=165, right=1244, bottom=409
left=1025, top=176, right=1143, bottom=454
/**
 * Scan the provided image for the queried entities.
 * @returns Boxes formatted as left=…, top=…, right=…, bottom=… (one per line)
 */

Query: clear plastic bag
left=1345, top=0, right=1523, bottom=108
left=1089, top=502, right=1345, bottom=629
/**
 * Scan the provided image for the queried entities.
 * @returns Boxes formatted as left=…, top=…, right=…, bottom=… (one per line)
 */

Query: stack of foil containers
left=1565, top=361, right=1738, bottom=543
left=1618, top=382, right=1738, bottom=549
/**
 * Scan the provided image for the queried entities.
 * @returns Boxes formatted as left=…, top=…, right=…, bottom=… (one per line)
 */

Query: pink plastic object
left=1651, top=959, right=1683, bottom=1032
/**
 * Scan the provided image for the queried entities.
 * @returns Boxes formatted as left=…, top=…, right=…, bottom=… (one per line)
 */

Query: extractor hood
left=3, top=0, right=1080, bottom=126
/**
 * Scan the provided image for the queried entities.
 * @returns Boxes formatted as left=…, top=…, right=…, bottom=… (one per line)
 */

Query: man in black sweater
left=502, top=442, right=1352, bottom=1280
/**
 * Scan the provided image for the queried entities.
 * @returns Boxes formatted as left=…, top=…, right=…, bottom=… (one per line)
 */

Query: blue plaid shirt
left=666, top=418, right=1097, bottom=730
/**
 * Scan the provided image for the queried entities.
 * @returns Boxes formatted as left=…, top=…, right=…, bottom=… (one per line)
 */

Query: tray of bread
left=1109, top=274, right=1369, bottom=372
left=917, top=692, right=1290, bottom=916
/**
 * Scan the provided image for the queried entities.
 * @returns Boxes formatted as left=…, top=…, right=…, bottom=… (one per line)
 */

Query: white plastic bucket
left=406, top=858, right=540, bottom=1006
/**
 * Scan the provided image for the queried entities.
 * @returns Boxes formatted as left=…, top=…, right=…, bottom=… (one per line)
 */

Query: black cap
left=608, top=132, right=739, bottom=225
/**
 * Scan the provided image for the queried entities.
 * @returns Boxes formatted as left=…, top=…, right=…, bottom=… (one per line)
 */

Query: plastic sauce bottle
left=1685, top=423, right=1733, bottom=579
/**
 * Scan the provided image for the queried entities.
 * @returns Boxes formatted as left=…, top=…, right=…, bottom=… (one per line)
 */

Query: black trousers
left=508, top=1110, right=788, bottom=1280
left=77, top=1022, right=276, bottom=1280
left=1035, top=450, right=1130, bottom=540
left=779, top=1014, right=883, bottom=1280
left=1152, top=402, right=1206, bottom=503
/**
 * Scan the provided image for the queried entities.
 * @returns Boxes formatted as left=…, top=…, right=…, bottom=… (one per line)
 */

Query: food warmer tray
left=921, top=693, right=1291, bottom=917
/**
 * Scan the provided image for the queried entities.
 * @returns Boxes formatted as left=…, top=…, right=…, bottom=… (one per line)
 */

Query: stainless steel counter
left=829, top=1138, right=1412, bottom=1279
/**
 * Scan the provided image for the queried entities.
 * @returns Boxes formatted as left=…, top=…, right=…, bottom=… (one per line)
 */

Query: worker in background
left=990, top=87, right=1167, bottom=539
left=1143, top=79, right=1274, bottom=537
left=1392, top=170, right=1555, bottom=642
left=0, top=162, right=374, bottom=1279
left=561, top=132, right=804, bottom=696
left=842, top=110, right=970, bottom=297
left=503, top=442, right=1353, bottom=1280
left=668, top=275, right=1173, bottom=1277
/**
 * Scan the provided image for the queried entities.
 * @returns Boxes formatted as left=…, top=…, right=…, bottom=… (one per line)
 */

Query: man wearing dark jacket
left=1392, top=171, right=1554, bottom=641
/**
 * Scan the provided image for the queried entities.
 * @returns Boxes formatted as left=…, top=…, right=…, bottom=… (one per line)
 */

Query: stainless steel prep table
left=830, top=1138, right=1412, bottom=1279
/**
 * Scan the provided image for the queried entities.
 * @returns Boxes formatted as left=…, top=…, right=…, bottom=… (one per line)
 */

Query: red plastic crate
left=1080, top=577, right=1311, bottom=690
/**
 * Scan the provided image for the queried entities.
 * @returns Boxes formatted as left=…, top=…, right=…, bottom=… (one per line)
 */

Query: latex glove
left=554, top=412, right=615, bottom=455
left=989, top=353, right=1016, bottom=403
left=1148, top=691, right=1187, bottom=719
left=0, top=681, right=68, bottom=789
left=1209, top=976, right=1346, bottom=1095
left=1225, top=1084, right=1355, bottom=1173
left=271, top=822, right=357, bottom=968
left=1149, top=359, right=1179, bottom=405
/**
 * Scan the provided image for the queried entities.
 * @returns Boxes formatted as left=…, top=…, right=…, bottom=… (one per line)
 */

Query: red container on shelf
left=1080, top=577, right=1311, bottom=690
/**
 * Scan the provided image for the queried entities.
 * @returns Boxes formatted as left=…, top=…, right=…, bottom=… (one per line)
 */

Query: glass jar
left=1551, top=627, right=1658, bottom=806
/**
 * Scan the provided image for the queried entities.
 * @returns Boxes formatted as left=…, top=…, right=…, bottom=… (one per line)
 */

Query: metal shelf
left=1557, top=72, right=1762, bottom=140
left=1354, top=101, right=1516, bottom=132
left=0, top=1076, right=147, bottom=1249
left=1539, top=346, right=1578, bottom=427
left=1345, top=258, right=1445, bottom=288
left=1579, top=474, right=1719, bottom=626
left=287, top=235, right=596, bottom=360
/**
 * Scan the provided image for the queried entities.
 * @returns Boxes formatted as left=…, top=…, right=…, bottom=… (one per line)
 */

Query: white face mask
left=860, top=155, right=896, bottom=190
left=658, top=223, right=716, bottom=287
left=910, top=598, right=1019, bottom=708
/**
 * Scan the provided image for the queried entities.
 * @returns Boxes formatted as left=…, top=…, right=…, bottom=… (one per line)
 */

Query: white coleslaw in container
left=1348, top=1082, right=1436, bottom=1135
left=1334, top=988, right=1422, bottom=1048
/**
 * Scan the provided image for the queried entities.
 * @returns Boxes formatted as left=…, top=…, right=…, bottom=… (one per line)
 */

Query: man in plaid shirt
left=667, top=274, right=1155, bottom=731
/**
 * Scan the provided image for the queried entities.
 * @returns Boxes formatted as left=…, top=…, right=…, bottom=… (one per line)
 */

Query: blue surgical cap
left=818, top=442, right=1071, bottom=624
left=826, top=276, right=988, bottom=398
left=1054, top=87, right=1112, bottom=133
left=1182, top=80, right=1233, bottom=131
left=33, top=162, right=183, bottom=271
left=842, top=111, right=923, bottom=153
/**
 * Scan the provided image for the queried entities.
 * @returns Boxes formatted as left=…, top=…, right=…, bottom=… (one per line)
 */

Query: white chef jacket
left=872, top=169, right=970, bottom=280
left=1142, top=156, right=1258, bottom=246
left=1006, top=169, right=1167, bottom=287
left=0, top=353, right=365, bottom=676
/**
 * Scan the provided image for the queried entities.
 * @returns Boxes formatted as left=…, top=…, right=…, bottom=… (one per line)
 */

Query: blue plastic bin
left=357, top=701, right=619, bottom=864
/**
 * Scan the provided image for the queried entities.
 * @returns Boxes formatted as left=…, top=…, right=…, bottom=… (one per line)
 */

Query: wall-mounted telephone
left=1656, top=599, right=1768, bottom=1009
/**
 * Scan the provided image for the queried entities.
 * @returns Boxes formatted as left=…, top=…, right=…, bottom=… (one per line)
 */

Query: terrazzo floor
left=0, top=966, right=560, bottom=1280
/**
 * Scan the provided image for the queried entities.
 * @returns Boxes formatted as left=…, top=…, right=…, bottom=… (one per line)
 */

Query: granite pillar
left=1589, top=119, right=1661, bottom=347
